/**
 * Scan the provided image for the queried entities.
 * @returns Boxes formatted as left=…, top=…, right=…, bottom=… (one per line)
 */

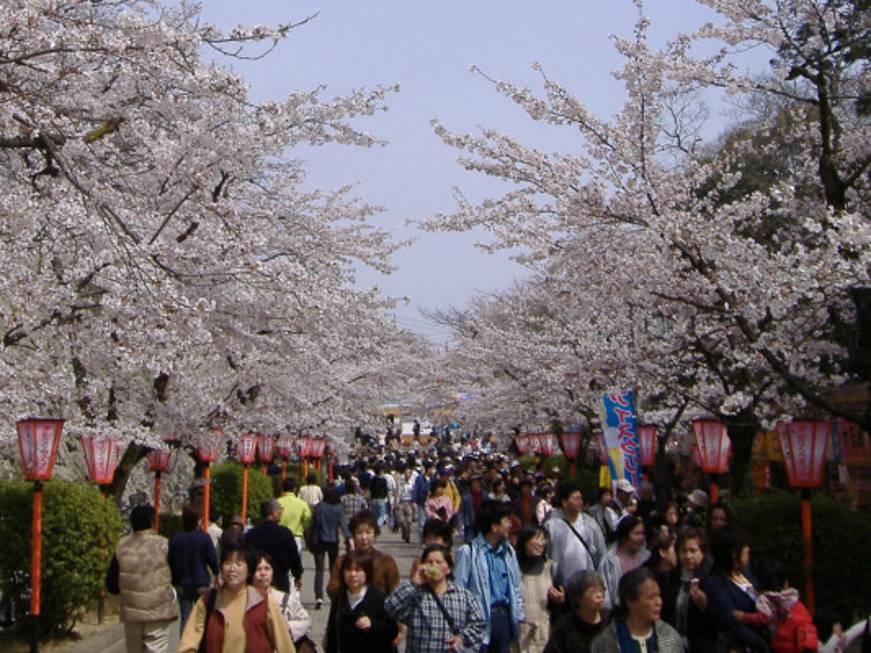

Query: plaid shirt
left=384, top=580, right=486, bottom=653
left=341, top=493, right=368, bottom=523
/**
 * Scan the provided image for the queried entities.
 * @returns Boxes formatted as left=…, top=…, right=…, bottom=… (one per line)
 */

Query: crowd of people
left=105, top=444, right=822, bottom=653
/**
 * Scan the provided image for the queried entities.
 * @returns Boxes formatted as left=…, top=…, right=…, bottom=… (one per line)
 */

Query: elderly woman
left=544, top=570, right=610, bottom=653
left=327, top=510, right=400, bottom=601
left=249, top=550, right=317, bottom=653
left=599, top=516, right=650, bottom=609
left=590, top=567, right=682, bottom=653
left=178, top=539, right=294, bottom=653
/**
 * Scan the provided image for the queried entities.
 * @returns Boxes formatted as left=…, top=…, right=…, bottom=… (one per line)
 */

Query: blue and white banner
left=600, top=390, right=642, bottom=488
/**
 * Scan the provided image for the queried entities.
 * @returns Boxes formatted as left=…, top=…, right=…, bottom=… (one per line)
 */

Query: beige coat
left=115, top=529, right=178, bottom=623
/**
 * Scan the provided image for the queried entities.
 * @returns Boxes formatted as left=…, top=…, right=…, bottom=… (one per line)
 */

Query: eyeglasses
left=222, top=560, right=246, bottom=569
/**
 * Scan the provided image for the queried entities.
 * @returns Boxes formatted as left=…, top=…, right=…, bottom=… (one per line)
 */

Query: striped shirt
left=385, top=581, right=486, bottom=653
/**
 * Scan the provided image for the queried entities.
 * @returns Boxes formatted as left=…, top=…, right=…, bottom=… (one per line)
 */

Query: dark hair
left=339, top=550, right=374, bottom=586
left=323, top=485, right=341, bottom=505
left=710, top=527, right=748, bottom=573
left=645, top=529, right=676, bottom=570
left=261, top=499, right=280, bottom=519
left=596, top=487, right=613, bottom=502
left=422, top=518, right=454, bottom=549
left=246, top=550, right=276, bottom=584
left=474, top=499, right=513, bottom=535
left=556, top=481, right=583, bottom=506
left=707, top=501, right=732, bottom=529
left=515, top=525, right=549, bottom=571
left=756, top=559, right=787, bottom=592
left=615, top=515, right=644, bottom=544
left=182, top=503, right=201, bottom=532
left=349, top=510, right=380, bottom=537
left=677, top=527, right=707, bottom=554
left=618, top=566, right=658, bottom=607
left=220, top=538, right=248, bottom=565
left=283, top=477, right=297, bottom=492
left=345, top=478, right=358, bottom=494
left=130, top=504, right=155, bottom=531
left=306, top=472, right=318, bottom=484
left=429, top=479, right=447, bottom=495
left=421, top=544, right=454, bottom=572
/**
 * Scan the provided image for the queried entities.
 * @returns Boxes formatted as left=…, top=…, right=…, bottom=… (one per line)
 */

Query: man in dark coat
left=245, top=499, right=302, bottom=592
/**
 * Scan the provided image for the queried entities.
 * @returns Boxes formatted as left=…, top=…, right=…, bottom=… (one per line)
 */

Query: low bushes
left=209, top=462, right=273, bottom=526
left=0, top=480, right=122, bottom=635
left=730, top=490, right=871, bottom=634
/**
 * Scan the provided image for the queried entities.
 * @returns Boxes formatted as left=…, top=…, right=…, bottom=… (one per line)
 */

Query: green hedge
left=0, top=480, right=122, bottom=635
left=209, top=462, right=273, bottom=526
left=731, top=491, right=871, bottom=633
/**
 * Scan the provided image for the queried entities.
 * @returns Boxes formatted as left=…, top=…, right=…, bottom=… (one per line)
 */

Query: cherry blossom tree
left=0, top=0, right=415, bottom=488
left=427, top=0, right=870, bottom=488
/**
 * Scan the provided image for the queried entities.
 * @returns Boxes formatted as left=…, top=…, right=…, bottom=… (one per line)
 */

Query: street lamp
left=310, top=437, right=326, bottom=470
left=539, top=432, right=556, bottom=457
left=196, top=427, right=223, bottom=531
left=16, top=417, right=64, bottom=653
left=299, top=435, right=312, bottom=477
left=146, top=448, right=172, bottom=531
left=692, top=419, right=731, bottom=503
left=560, top=430, right=582, bottom=477
left=325, top=439, right=336, bottom=482
left=777, top=419, right=830, bottom=617
left=80, top=435, right=123, bottom=490
left=528, top=433, right=542, bottom=456
left=514, top=433, right=529, bottom=456
left=256, top=434, right=275, bottom=475
left=236, top=433, right=258, bottom=525
left=638, top=425, right=658, bottom=474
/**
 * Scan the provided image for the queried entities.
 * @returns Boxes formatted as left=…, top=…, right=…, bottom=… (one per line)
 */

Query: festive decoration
left=80, top=435, right=123, bottom=487
left=16, top=418, right=64, bottom=653
left=236, top=433, right=258, bottom=465
left=197, top=428, right=223, bottom=532
left=514, top=433, right=529, bottom=455
left=560, top=430, right=582, bottom=476
left=637, top=425, right=657, bottom=468
left=147, top=448, right=172, bottom=531
left=601, top=391, right=641, bottom=488
left=777, top=419, right=831, bottom=617
left=692, top=419, right=731, bottom=503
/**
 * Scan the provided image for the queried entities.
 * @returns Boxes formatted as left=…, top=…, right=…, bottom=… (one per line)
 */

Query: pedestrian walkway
left=67, top=525, right=422, bottom=653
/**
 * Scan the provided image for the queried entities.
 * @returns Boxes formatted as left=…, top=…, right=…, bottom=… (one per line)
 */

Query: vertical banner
left=600, top=390, right=642, bottom=488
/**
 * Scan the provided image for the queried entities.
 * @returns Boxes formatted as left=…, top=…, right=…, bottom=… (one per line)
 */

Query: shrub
left=0, top=480, right=123, bottom=635
left=156, top=513, right=183, bottom=540
left=731, top=490, right=871, bottom=635
left=209, top=462, right=273, bottom=526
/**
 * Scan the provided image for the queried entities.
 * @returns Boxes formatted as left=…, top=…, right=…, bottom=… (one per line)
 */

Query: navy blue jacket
left=705, top=571, right=769, bottom=652
left=168, top=529, right=218, bottom=590
left=245, top=521, right=302, bottom=592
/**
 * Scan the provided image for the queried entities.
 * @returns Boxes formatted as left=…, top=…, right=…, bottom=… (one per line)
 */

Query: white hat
left=615, top=479, right=636, bottom=494
left=688, top=489, right=709, bottom=509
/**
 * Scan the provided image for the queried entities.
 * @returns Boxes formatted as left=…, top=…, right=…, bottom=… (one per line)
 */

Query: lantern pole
left=202, top=463, right=212, bottom=532
left=709, top=476, right=719, bottom=504
left=800, top=488, right=814, bottom=615
left=153, top=471, right=162, bottom=531
left=280, top=460, right=287, bottom=491
left=30, top=480, right=43, bottom=653
left=241, top=463, right=250, bottom=525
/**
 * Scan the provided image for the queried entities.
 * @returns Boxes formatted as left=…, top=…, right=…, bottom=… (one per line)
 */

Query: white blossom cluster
left=426, top=0, right=870, bottom=436
left=0, top=0, right=428, bottom=460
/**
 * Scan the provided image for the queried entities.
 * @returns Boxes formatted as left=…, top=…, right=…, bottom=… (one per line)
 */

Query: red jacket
left=771, top=601, right=818, bottom=653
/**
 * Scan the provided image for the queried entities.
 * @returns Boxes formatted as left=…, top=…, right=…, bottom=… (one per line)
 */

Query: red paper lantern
left=16, top=418, right=65, bottom=481
left=528, top=433, right=542, bottom=455
left=514, top=434, right=529, bottom=455
left=539, top=433, right=556, bottom=457
left=237, top=433, right=258, bottom=464
left=299, top=435, right=313, bottom=458
left=692, top=419, right=731, bottom=474
left=310, top=437, right=326, bottom=458
left=325, top=440, right=336, bottom=457
left=197, top=427, right=223, bottom=462
left=80, top=435, right=123, bottom=485
left=163, top=432, right=181, bottom=446
left=778, top=420, right=830, bottom=488
left=638, top=425, right=657, bottom=467
left=560, top=431, right=582, bottom=459
left=257, top=434, right=275, bottom=464
left=147, top=448, right=172, bottom=473
left=277, top=435, right=295, bottom=460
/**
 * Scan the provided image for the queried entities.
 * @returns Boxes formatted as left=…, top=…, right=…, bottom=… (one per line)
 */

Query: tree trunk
left=725, top=410, right=761, bottom=496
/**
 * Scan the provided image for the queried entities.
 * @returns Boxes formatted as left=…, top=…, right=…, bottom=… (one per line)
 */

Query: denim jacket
left=453, top=534, right=524, bottom=645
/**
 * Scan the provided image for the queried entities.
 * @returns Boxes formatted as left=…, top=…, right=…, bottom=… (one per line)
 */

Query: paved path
left=68, top=525, right=422, bottom=653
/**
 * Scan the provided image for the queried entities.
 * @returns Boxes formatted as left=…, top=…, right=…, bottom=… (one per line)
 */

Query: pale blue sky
left=200, top=1, right=757, bottom=342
